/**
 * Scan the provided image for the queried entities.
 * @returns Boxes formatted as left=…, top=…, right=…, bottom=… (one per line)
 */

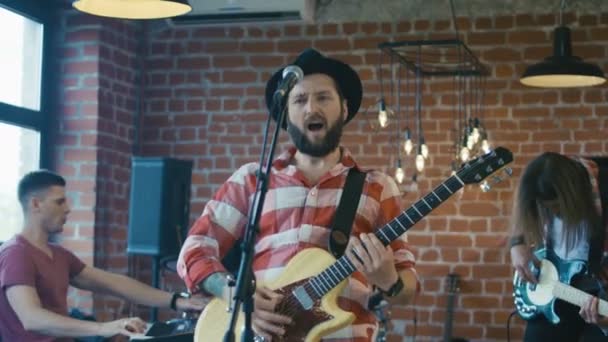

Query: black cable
left=412, top=305, right=417, bottom=342
left=506, top=309, right=519, bottom=342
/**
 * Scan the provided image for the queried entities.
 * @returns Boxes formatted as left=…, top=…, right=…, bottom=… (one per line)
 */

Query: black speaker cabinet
left=127, top=157, right=193, bottom=257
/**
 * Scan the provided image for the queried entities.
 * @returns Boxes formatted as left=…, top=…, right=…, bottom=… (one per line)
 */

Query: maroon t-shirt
left=0, top=235, right=86, bottom=342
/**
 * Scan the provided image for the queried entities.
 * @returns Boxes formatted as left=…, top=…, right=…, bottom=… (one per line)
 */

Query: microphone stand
left=223, top=92, right=289, bottom=342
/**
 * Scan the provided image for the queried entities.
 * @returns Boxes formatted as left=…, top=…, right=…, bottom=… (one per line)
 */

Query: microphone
left=273, top=65, right=304, bottom=100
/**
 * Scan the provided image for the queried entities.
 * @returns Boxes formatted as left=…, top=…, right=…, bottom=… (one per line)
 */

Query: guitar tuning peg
left=479, top=180, right=491, bottom=192
left=503, top=167, right=513, bottom=177
left=491, top=174, right=503, bottom=184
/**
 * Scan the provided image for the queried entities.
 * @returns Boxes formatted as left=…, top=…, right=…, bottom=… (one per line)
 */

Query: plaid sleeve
left=372, top=172, right=418, bottom=276
left=177, top=163, right=256, bottom=293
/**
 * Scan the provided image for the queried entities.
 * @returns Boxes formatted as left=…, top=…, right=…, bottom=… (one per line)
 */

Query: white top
left=548, top=216, right=589, bottom=261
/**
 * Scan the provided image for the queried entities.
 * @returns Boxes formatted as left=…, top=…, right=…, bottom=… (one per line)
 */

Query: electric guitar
left=196, top=147, right=513, bottom=342
left=513, top=248, right=608, bottom=324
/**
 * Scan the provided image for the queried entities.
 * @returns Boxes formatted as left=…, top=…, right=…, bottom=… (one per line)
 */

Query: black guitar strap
left=328, top=168, right=367, bottom=258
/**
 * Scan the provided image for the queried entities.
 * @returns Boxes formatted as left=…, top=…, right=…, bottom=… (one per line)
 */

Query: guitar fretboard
left=553, top=282, right=608, bottom=316
left=305, top=174, right=466, bottom=298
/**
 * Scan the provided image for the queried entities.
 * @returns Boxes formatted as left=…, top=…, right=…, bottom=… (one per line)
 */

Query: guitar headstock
left=456, top=147, right=513, bottom=189
left=446, top=273, right=461, bottom=295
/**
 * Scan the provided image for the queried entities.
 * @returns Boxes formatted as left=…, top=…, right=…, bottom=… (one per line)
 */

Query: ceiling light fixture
left=73, top=0, right=192, bottom=20
left=520, top=0, right=605, bottom=88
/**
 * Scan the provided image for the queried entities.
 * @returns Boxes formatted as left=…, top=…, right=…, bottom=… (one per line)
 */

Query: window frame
left=0, top=0, right=55, bottom=168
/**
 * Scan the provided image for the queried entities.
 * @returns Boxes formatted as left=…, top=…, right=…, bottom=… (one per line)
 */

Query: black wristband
left=379, top=277, right=404, bottom=297
left=170, top=292, right=186, bottom=311
left=508, top=235, right=525, bottom=248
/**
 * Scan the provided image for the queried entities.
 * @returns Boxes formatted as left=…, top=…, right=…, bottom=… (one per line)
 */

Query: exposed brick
left=395, top=22, right=410, bottom=33
left=212, top=55, right=247, bottom=68
left=313, top=39, right=351, bottom=52
left=475, top=18, right=492, bottom=30
left=277, top=40, right=314, bottom=53
left=467, top=32, right=506, bottom=45
left=177, top=56, right=211, bottom=69
left=192, top=27, right=226, bottom=38
left=413, top=20, right=431, bottom=31
left=495, top=16, right=514, bottom=29
left=236, top=41, right=276, bottom=55
left=66, top=28, right=100, bottom=42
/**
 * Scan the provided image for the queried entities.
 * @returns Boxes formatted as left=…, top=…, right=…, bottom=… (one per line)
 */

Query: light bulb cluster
left=459, top=117, right=491, bottom=163
left=393, top=131, right=431, bottom=184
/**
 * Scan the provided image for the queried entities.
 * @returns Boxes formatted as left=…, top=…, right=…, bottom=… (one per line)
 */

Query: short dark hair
left=18, top=170, right=66, bottom=209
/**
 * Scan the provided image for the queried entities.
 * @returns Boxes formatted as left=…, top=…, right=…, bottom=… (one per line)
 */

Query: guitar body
left=513, top=248, right=587, bottom=324
left=195, top=248, right=354, bottom=342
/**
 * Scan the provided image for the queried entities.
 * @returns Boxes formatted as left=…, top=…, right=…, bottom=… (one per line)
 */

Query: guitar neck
left=443, top=292, right=457, bottom=342
left=553, top=282, right=608, bottom=316
left=308, top=174, right=466, bottom=298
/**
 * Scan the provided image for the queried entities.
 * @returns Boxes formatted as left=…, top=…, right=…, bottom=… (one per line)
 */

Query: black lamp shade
left=73, top=0, right=192, bottom=20
left=520, top=26, right=606, bottom=88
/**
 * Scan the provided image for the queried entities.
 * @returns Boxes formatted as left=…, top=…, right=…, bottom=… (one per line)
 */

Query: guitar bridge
left=292, top=285, right=314, bottom=310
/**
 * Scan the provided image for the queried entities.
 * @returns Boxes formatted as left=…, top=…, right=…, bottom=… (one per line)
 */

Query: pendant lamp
left=520, top=0, right=605, bottom=88
left=73, top=0, right=192, bottom=20
left=520, top=26, right=605, bottom=88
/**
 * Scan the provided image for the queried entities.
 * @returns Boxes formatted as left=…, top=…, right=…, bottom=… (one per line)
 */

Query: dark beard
left=287, top=117, right=343, bottom=158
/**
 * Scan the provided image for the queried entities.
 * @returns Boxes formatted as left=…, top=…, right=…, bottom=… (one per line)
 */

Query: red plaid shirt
left=178, top=146, right=417, bottom=341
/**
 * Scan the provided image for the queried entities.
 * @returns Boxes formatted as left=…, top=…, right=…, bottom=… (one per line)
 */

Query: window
left=0, top=123, right=40, bottom=241
left=0, top=0, right=51, bottom=241
left=0, top=6, right=43, bottom=111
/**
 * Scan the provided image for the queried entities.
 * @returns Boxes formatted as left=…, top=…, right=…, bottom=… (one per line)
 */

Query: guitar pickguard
left=271, top=279, right=334, bottom=341
left=513, top=248, right=587, bottom=323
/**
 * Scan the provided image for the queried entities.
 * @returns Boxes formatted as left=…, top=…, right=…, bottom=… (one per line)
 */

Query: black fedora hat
left=265, top=48, right=363, bottom=129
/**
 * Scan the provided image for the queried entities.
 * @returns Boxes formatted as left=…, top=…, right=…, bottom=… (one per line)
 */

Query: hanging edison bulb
left=415, top=145, right=425, bottom=172
left=460, top=134, right=470, bottom=162
left=415, top=154, right=425, bottom=172
left=378, top=98, right=391, bottom=128
left=420, top=136, right=429, bottom=159
left=394, top=159, right=405, bottom=184
left=481, top=131, right=491, bottom=154
left=403, top=128, right=413, bottom=155
left=364, top=98, right=395, bottom=132
left=466, top=134, right=475, bottom=151
left=471, top=118, right=481, bottom=144
left=460, top=146, right=470, bottom=162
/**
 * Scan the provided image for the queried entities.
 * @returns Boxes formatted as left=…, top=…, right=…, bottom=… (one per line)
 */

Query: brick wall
left=53, top=7, right=608, bottom=341
left=52, top=7, right=104, bottom=313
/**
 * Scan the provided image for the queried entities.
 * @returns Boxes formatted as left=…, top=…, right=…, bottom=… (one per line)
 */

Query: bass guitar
left=197, top=147, right=513, bottom=342
left=513, top=248, right=607, bottom=323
